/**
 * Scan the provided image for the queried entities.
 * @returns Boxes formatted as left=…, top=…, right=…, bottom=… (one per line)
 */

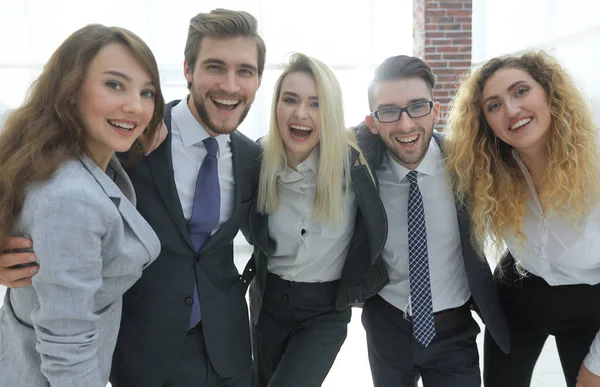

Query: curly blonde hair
left=444, top=51, right=600, bottom=253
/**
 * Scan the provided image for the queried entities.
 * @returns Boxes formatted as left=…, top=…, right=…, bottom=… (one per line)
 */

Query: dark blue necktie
left=406, top=170, right=436, bottom=346
left=187, top=137, right=220, bottom=329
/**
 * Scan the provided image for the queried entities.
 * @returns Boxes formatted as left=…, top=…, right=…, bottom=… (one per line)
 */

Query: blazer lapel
left=431, top=131, right=482, bottom=267
left=79, top=155, right=160, bottom=261
left=147, top=101, right=194, bottom=250
left=454, top=200, right=476, bottom=258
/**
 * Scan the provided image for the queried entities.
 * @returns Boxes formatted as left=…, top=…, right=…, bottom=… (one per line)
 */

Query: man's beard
left=193, top=92, right=252, bottom=135
left=385, top=125, right=433, bottom=167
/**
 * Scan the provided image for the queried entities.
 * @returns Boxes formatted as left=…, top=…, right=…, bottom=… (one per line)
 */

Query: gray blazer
left=0, top=155, right=160, bottom=387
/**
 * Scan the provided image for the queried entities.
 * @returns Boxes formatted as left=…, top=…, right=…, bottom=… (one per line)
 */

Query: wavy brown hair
left=0, top=24, right=165, bottom=237
left=445, top=51, right=600, bottom=253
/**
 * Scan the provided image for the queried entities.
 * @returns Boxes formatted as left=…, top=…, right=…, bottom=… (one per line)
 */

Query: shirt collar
left=172, top=95, right=230, bottom=152
left=386, top=137, right=440, bottom=183
left=278, top=146, right=320, bottom=183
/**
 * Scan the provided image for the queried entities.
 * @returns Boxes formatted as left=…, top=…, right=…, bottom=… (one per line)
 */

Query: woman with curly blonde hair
left=445, top=51, right=600, bottom=387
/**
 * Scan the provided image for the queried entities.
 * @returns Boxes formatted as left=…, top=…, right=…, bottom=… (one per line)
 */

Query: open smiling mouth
left=509, top=118, right=532, bottom=131
left=108, top=119, right=136, bottom=132
left=211, top=97, right=240, bottom=111
left=396, top=134, right=420, bottom=145
left=290, top=125, right=313, bottom=140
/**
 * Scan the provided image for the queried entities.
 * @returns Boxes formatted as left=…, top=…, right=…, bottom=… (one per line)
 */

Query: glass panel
left=0, top=0, right=413, bottom=136
left=0, top=68, right=42, bottom=109
left=261, top=0, right=372, bottom=65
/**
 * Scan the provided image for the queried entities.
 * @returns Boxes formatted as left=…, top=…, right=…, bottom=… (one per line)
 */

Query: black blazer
left=354, top=122, right=511, bottom=354
left=243, top=144, right=389, bottom=325
left=110, top=100, right=261, bottom=386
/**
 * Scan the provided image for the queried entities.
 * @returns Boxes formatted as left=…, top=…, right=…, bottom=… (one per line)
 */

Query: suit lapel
left=147, top=101, right=194, bottom=250
left=454, top=200, right=477, bottom=259
left=431, top=131, right=480, bottom=265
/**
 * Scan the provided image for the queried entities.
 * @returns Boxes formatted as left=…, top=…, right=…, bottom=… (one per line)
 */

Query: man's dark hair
left=368, top=55, right=436, bottom=111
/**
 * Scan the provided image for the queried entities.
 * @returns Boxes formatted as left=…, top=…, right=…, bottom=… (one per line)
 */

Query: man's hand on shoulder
left=140, top=120, right=168, bottom=156
left=0, top=237, right=38, bottom=288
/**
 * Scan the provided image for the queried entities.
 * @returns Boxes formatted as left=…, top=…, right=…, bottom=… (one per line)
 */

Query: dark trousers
left=163, top=325, right=253, bottom=387
left=484, top=254, right=600, bottom=387
left=252, top=272, right=351, bottom=387
left=362, top=294, right=481, bottom=387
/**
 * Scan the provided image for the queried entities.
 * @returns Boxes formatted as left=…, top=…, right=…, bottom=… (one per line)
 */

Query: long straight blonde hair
left=257, top=53, right=351, bottom=226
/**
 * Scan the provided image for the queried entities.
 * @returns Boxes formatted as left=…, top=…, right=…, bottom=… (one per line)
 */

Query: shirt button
left=184, top=297, right=194, bottom=306
left=283, top=295, right=289, bottom=301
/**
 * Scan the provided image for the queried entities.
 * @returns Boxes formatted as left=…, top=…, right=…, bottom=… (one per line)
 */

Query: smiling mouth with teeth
left=396, top=134, right=419, bottom=145
left=108, top=120, right=136, bottom=131
left=211, top=97, right=240, bottom=111
left=510, top=118, right=532, bottom=131
left=290, top=125, right=313, bottom=138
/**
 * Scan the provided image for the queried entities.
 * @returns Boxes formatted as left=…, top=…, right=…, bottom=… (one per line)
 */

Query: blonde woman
left=445, top=51, right=600, bottom=387
left=244, top=53, right=388, bottom=387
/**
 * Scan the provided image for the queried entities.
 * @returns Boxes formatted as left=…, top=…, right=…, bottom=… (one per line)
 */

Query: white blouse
left=505, top=150, right=600, bottom=375
left=267, top=147, right=357, bottom=283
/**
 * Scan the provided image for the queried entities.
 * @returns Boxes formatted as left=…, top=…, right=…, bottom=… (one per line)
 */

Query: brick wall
left=413, top=0, right=472, bottom=129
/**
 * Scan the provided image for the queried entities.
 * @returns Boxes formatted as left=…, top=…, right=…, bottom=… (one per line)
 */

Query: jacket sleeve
left=28, top=185, right=109, bottom=387
left=584, top=330, right=600, bottom=376
left=239, top=139, right=263, bottom=245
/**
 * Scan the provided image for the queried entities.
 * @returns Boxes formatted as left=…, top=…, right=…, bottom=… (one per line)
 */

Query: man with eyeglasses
left=354, top=55, right=510, bottom=387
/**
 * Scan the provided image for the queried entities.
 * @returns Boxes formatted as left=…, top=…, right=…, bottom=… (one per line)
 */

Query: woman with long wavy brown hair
left=445, top=51, right=600, bottom=387
left=0, top=24, right=164, bottom=386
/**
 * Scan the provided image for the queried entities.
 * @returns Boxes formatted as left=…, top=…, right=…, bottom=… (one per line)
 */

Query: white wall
left=0, top=0, right=413, bottom=140
left=473, top=0, right=600, bottom=122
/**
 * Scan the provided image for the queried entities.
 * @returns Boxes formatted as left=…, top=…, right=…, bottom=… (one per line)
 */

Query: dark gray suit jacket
left=243, top=144, right=390, bottom=325
left=354, top=122, right=511, bottom=354
left=110, top=100, right=261, bottom=386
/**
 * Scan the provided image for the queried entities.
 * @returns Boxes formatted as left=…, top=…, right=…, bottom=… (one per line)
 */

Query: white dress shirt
left=170, top=96, right=234, bottom=230
left=506, top=150, right=600, bottom=375
left=377, top=137, right=471, bottom=315
left=267, top=148, right=358, bottom=282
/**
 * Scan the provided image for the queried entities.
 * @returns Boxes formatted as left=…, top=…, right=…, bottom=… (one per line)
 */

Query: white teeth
left=397, top=135, right=418, bottom=143
left=212, top=97, right=239, bottom=105
left=290, top=125, right=312, bottom=131
left=108, top=120, right=135, bottom=130
left=510, top=118, right=532, bottom=130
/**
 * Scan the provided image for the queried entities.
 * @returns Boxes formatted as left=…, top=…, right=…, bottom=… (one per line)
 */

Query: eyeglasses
left=371, top=101, right=434, bottom=123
